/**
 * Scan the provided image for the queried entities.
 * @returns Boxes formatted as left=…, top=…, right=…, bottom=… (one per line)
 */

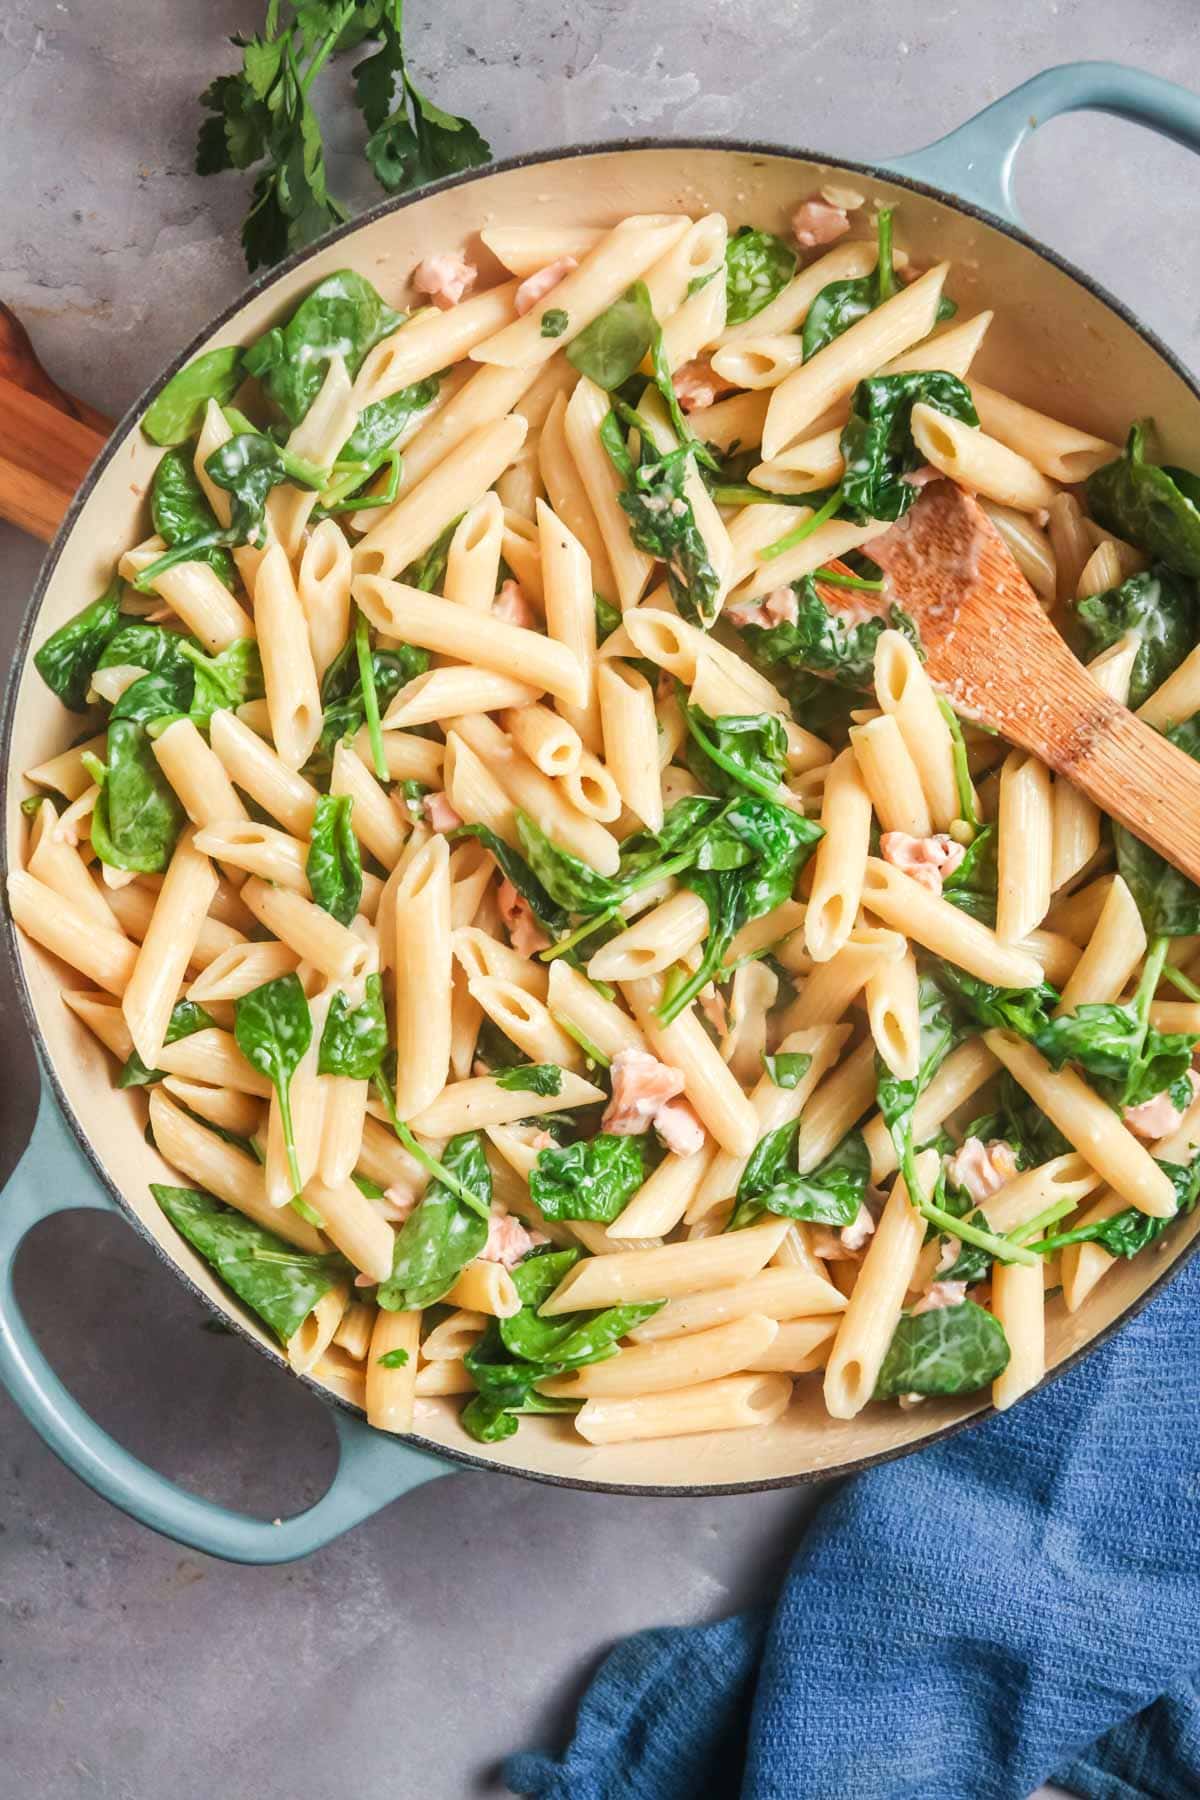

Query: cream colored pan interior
left=8, top=145, right=1200, bottom=1491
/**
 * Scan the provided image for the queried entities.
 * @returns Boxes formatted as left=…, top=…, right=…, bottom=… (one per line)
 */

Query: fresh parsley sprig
left=196, top=2, right=491, bottom=271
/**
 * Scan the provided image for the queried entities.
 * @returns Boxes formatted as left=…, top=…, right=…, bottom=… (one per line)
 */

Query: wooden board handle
left=1058, top=697, right=1200, bottom=889
left=0, top=304, right=112, bottom=541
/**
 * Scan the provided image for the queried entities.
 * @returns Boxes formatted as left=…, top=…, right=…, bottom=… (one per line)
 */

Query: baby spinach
left=316, top=636, right=428, bottom=759
left=243, top=270, right=404, bottom=426
left=1115, top=713, right=1200, bottom=936
left=1038, top=1155, right=1200, bottom=1261
left=874, top=1297, right=1011, bottom=1399
left=1033, top=940, right=1197, bottom=1109
left=496, top=1064, right=564, bottom=1098
left=317, top=974, right=389, bottom=1080
left=453, top=822, right=571, bottom=938
left=306, top=794, right=363, bottom=926
left=206, top=429, right=323, bottom=545
left=732, top=578, right=909, bottom=690
left=732, top=1127, right=870, bottom=1231
left=994, top=1074, right=1073, bottom=1166
left=802, top=209, right=901, bottom=360
left=462, top=1247, right=661, bottom=1440
left=1076, top=566, right=1197, bottom=709
left=529, top=1134, right=648, bottom=1223
left=876, top=978, right=958, bottom=1202
left=376, top=1132, right=491, bottom=1310
left=33, top=581, right=123, bottom=711
left=662, top=797, right=822, bottom=1023
left=180, top=638, right=265, bottom=726
left=90, top=702, right=187, bottom=875
left=567, top=283, right=656, bottom=391
left=613, top=429, right=722, bottom=628
left=724, top=227, right=796, bottom=326
left=515, top=813, right=624, bottom=916
left=318, top=374, right=439, bottom=511
left=936, top=963, right=1057, bottom=1039
left=839, top=371, right=978, bottom=523
left=117, top=999, right=217, bottom=1089
left=683, top=704, right=789, bottom=802
left=1087, top=421, right=1200, bottom=579
left=149, top=448, right=237, bottom=586
left=142, top=347, right=244, bottom=446
left=942, top=826, right=997, bottom=925
left=234, top=974, right=313, bottom=1197
left=152, top=1184, right=343, bottom=1345
left=96, top=622, right=192, bottom=680
left=761, top=1051, right=813, bottom=1090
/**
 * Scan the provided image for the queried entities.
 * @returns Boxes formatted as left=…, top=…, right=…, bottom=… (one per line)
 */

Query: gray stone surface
left=1, top=4, right=1198, bottom=1796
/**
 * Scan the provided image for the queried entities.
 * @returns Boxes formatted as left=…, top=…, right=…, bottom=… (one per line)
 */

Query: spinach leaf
left=90, top=713, right=187, bottom=875
left=402, top=517, right=461, bottom=592
left=662, top=798, right=822, bottom=1023
left=316, top=639, right=429, bottom=757
left=1115, top=713, right=1200, bottom=936
left=1087, top=421, right=1200, bottom=579
left=876, top=977, right=958, bottom=1200
left=233, top=974, right=313, bottom=1197
left=204, top=430, right=321, bottom=547
left=96, top=622, right=193, bottom=679
left=566, top=283, right=656, bottom=390
left=317, top=974, right=389, bottom=1080
left=377, top=1348, right=410, bottom=1368
left=453, top=822, right=571, bottom=937
left=874, top=1298, right=1011, bottom=1399
left=1039, top=1155, right=1200, bottom=1260
left=338, top=376, right=438, bottom=466
left=937, top=963, right=1057, bottom=1038
left=942, top=826, right=998, bottom=925
left=802, top=208, right=918, bottom=360
left=761, top=1051, right=813, bottom=1090
left=724, top=227, right=796, bottom=326
left=461, top=1247, right=661, bottom=1439
left=683, top=705, right=789, bottom=801
left=1076, top=566, right=1197, bottom=709
left=117, top=999, right=217, bottom=1089
left=613, top=427, right=722, bottom=627
left=996, top=1074, right=1073, bottom=1166
left=839, top=371, right=978, bottom=523
left=529, top=1134, right=648, bottom=1223
left=731, top=1125, right=868, bottom=1230
left=149, top=448, right=237, bottom=586
left=306, top=794, right=362, bottom=926
left=515, top=813, right=623, bottom=915
left=1032, top=940, right=1196, bottom=1109
left=376, top=1132, right=491, bottom=1310
left=153, top=1184, right=342, bottom=1345
left=594, top=593, right=622, bottom=643
left=142, top=347, right=244, bottom=446
left=33, top=581, right=123, bottom=711
left=243, top=270, right=404, bottom=426
left=541, top=308, right=569, bottom=339
left=496, top=1064, right=564, bottom=1098
left=731, top=577, right=908, bottom=690
left=180, top=638, right=265, bottom=726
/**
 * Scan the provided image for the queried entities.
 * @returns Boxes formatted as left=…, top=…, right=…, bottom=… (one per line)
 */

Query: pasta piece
left=210, top=708, right=319, bottom=837
left=823, top=1148, right=939, bottom=1419
left=353, top=416, right=527, bottom=581
left=122, top=828, right=219, bottom=1069
left=623, top=976, right=761, bottom=1157
left=254, top=544, right=323, bottom=771
left=366, top=1308, right=420, bottom=1434
left=865, top=946, right=921, bottom=1080
left=874, top=629, right=960, bottom=829
left=62, top=989, right=134, bottom=1062
left=392, top=836, right=453, bottom=1118
left=468, top=975, right=582, bottom=1070
left=969, top=383, right=1118, bottom=483
left=863, top=1038, right=998, bottom=1183
left=406, top=1069, right=605, bottom=1139
left=573, top=1373, right=792, bottom=1444
left=444, top=491, right=505, bottom=610
left=804, top=748, right=872, bottom=963
left=860, top=858, right=1044, bottom=989
left=991, top=1255, right=1046, bottom=1411
left=910, top=406, right=1059, bottom=513
left=148, top=1089, right=322, bottom=1251
left=297, top=518, right=353, bottom=680
left=351, top=282, right=520, bottom=403
left=563, top=376, right=655, bottom=611
left=780, top=928, right=905, bottom=1031
left=537, top=1313, right=779, bottom=1398
left=8, top=870, right=137, bottom=996
left=597, top=661, right=662, bottom=832
left=26, top=799, right=118, bottom=931
left=241, top=878, right=370, bottom=984
left=540, top=1217, right=790, bottom=1313
left=996, top=751, right=1053, bottom=944
left=1054, top=875, right=1146, bottom=1014
left=287, top=1284, right=350, bottom=1377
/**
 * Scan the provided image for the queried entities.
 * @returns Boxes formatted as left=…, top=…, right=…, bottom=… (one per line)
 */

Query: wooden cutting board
left=0, top=304, right=112, bottom=540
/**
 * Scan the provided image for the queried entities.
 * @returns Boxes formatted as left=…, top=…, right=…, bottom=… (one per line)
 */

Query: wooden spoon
left=870, top=478, right=1200, bottom=886
left=0, top=303, right=111, bottom=540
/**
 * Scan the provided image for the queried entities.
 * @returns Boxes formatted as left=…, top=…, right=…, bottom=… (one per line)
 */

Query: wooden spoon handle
left=0, top=305, right=112, bottom=540
left=1050, top=687, right=1200, bottom=885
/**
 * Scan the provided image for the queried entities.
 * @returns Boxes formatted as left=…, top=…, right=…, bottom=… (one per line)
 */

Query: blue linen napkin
left=506, top=1251, right=1200, bottom=1799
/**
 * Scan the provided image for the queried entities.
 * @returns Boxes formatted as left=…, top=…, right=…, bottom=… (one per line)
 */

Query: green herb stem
left=812, top=566, right=885, bottom=592
left=550, top=1013, right=612, bottom=1069
left=355, top=606, right=388, bottom=782
left=760, top=485, right=845, bottom=562
left=1163, top=962, right=1200, bottom=1002
left=918, top=1196, right=1040, bottom=1267
left=374, top=1072, right=492, bottom=1222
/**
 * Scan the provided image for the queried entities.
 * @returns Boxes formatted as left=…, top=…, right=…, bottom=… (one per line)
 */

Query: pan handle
left=0, top=1080, right=450, bottom=1563
left=882, top=60, right=1200, bottom=223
